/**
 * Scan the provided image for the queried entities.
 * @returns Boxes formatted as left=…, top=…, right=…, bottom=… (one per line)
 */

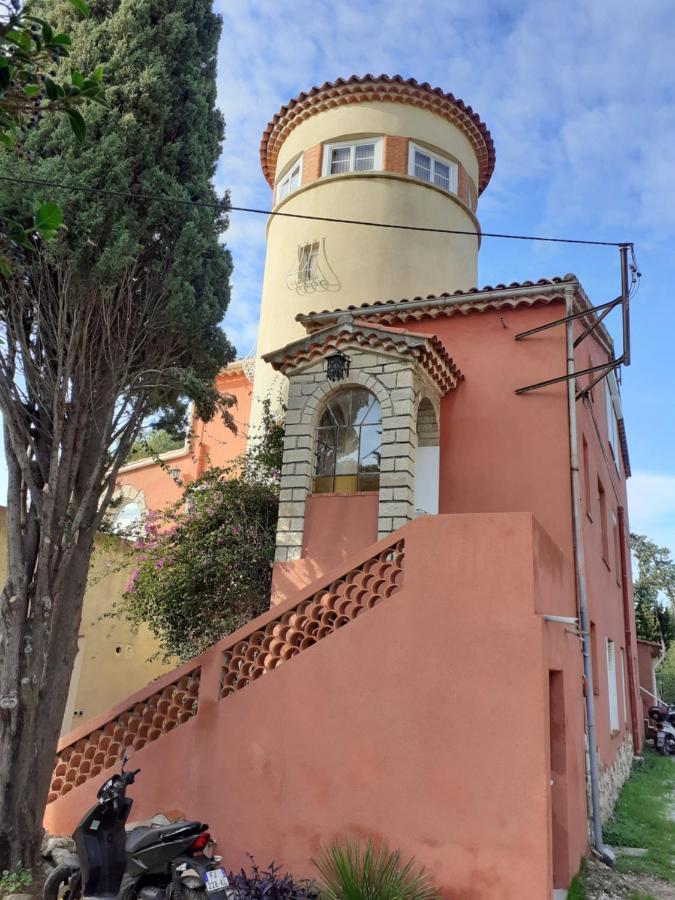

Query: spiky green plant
left=312, top=840, right=439, bottom=900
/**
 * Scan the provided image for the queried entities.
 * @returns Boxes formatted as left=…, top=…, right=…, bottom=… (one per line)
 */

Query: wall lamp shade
left=326, top=350, right=350, bottom=382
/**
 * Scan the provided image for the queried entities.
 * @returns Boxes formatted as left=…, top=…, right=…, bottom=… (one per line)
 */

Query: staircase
left=49, top=537, right=405, bottom=803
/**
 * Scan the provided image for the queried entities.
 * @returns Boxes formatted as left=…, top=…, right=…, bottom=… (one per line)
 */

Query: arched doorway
left=414, top=398, right=440, bottom=515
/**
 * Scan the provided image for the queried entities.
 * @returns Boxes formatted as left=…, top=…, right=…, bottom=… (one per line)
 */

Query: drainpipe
left=564, top=287, right=613, bottom=864
left=617, top=505, right=641, bottom=751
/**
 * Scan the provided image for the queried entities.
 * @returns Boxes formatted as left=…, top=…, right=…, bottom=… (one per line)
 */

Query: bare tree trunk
left=0, top=525, right=94, bottom=868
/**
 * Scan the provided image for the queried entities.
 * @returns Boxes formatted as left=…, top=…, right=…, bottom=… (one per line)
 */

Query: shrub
left=0, top=863, right=32, bottom=896
left=312, top=840, right=439, bottom=900
left=229, top=858, right=319, bottom=900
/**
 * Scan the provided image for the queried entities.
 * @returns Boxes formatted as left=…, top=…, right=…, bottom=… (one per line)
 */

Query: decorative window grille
left=298, top=241, right=320, bottom=284
left=408, top=143, right=458, bottom=194
left=322, top=138, right=383, bottom=176
left=286, top=237, right=339, bottom=294
left=314, top=389, right=381, bottom=494
left=606, top=639, right=619, bottom=733
left=276, top=158, right=302, bottom=202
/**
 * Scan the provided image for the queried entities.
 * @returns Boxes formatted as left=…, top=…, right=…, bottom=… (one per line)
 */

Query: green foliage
left=0, top=862, right=32, bottom=895
left=656, top=644, right=675, bottom=704
left=631, top=533, right=675, bottom=649
left=566, top=873, right=586, bottom=900
left=125, top=427, right=184, bottom=464
left=312, top=840, right=439, bottom=900
left=120, top=406, right=283, bottom=662
left=0, top=0, right=234, bottom=420
left=0, top=0, right=103, bottom=274
left=603, top=749, right=675, bottom=883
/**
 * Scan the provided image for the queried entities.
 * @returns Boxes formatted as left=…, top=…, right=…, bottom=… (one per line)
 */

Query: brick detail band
left=296, top=135, right=477, bottom=211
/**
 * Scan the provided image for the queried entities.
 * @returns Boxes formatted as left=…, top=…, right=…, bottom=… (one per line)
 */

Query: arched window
left=314, top=388, right=381, bottom=493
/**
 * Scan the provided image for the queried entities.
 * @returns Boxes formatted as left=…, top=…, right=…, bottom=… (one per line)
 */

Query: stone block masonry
left=273, top=349, right=441, bottom=562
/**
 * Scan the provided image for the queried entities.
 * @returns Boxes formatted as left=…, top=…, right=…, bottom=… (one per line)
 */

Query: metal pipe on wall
left=564, top=286, right=612, bottom=862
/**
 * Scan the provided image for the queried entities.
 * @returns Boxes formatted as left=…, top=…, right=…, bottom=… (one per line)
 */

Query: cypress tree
left=0, top=0, right=233, bottom=867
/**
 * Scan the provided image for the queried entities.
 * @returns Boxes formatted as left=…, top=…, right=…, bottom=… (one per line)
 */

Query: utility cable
left=0, top=174, right=633, bottom=248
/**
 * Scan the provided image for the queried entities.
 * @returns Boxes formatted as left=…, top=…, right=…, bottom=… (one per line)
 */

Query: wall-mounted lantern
left=169, top=466, right=182, bottom=485
left=326, top=349, right=350, bottom=382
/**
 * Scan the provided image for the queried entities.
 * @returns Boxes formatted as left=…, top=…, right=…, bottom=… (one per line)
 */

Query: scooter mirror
left=120, top=747, right=129, bottom=771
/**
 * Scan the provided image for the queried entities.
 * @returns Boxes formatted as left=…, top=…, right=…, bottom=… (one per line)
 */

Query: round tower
left=250, top=74, right=495, bottom=427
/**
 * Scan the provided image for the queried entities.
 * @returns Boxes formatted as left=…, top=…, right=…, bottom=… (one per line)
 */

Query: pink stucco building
left=50, top=76, right=641, bottom=898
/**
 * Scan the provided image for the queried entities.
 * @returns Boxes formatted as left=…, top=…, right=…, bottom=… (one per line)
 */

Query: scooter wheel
left=43, top=865, right=81, bottom=900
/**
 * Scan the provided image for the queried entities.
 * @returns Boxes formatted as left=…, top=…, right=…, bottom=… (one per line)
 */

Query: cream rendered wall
left=250, top=101, right=483, bottom=428
left=274, top=102, right=480, bottom=184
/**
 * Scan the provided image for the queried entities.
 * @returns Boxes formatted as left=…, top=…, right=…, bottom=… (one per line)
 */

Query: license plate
left=204, top=869, right=229, bottom=893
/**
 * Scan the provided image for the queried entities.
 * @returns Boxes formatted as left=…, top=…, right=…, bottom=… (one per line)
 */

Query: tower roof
left=260, top=74, right=496, bottom=194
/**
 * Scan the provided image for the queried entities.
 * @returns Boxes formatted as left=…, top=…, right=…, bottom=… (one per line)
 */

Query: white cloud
left=213, top=0, right=675, bottom=353
left=628, top=472, right=675, bottom=553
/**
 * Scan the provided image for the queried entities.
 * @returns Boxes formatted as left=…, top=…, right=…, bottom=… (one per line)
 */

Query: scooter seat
left=126, top=820, right=204, bottom=853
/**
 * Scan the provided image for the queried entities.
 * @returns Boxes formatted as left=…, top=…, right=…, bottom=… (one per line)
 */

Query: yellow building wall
left=60, top=533, right=173, bottom=735
left=0, top=508, right=170, bottom=736
left=251, top=100, right=483, bottom=428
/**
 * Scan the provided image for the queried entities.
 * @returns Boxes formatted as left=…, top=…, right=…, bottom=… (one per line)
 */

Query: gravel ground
left=583, top=855, right=675, bottom=899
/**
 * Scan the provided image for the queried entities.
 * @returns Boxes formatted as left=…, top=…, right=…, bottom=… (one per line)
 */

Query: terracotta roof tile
left=296, top=274, right=578, bottom=331
left=260, top=74, right=495, bottom=194
left=262, top=320, right=462, bottom=396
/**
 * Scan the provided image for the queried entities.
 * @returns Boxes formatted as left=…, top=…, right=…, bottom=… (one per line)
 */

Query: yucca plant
left=312, top=839, right=439, bottom=900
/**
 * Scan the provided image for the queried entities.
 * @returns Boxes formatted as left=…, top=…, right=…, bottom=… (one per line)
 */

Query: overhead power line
left=0, top=174, right=632, bottom=249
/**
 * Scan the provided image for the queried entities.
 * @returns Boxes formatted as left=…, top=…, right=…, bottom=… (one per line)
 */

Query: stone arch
left=300, top=368, right=393, bottom=429
left=416, top=397, right=440, bottom=447
left=110, top=484, right=147, bottom=534
left=414, top=397, right=440, bottom=516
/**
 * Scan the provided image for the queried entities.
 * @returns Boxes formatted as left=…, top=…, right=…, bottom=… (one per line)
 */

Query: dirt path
left=583, top=856, right=675, bottom=898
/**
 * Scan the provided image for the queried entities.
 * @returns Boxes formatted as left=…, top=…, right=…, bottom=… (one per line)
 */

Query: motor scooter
left=44, top=753, right=230, bottom=900
left=648, top=703, right=675, bottom=755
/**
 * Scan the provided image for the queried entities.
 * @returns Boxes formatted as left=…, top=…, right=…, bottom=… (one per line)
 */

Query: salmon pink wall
left=574, top=322, right=642, bottom=762
left=400, top=304, right=641, bottom=765
left=402, top=304, right=573, bottom=557
left=117, top=370, right=252, bottom=513
left=302, top=493, right=379, bottom=561
left=46, top=514, right=585, bottom=899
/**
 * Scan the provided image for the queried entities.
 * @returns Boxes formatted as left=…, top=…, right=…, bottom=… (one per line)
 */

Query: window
left=297, top=241, right=320, bottom=285
left=408, top=142, right=458, bottom=193
left=612, top=510, right=622, bottom=585
left=322, top=138, right=383, bottom=176
left=606, top=639, right=619, bottom=733
left=314, top=389, right=381, bottom=494
left=276, top=158, right=302, bottom=202
left=605, top=379, right=620, bottom=468
left=582, top=436, right=591, bottom=519
left=590, top=622, right=600, bottom=696
left=620, top=647, right=628, bottom=726
left=598, top=478, right=609, bottom=564
left=112, top=500, right=143, bottom=535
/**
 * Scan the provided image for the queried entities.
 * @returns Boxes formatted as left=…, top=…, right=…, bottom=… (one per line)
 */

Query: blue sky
left=211, top=0, right=675, bottom=552
left=3, top=1, right=674, bottom=554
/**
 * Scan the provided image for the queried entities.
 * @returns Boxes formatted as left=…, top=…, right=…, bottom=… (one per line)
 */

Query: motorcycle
left=648, top=703, right=675, bottom=755
left=44, top=754, right=230, bottom=900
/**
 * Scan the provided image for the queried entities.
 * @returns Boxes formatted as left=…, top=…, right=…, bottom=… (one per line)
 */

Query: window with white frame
left=408, top=143, right=458, bottom=194
left=276, top=157, right=302, bottom=203
left=606, top=639, right=619, bottom=732
left=322, top=138, right=382, bottom=177
left=605, top=378, right=620, bottom=467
